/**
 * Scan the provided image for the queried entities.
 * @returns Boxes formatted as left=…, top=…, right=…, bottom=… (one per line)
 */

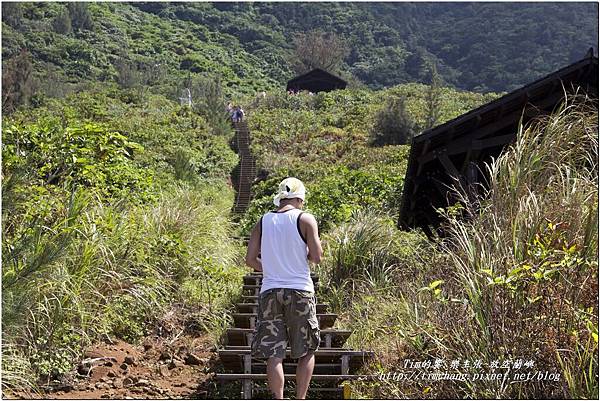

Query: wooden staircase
left=215, top=273, right=375, bottom=399
left=232, top=121, right=256, bottom=215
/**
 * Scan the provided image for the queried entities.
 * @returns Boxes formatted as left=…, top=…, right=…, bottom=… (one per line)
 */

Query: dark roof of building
left=286, top=68, right=347, bottom=93
left=398, top=53, right=598, bottom=234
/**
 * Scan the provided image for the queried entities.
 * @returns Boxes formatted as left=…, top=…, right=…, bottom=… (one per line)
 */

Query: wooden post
left=325, top=333, right=332, bottom=348
left=246, top=332, right=253, bottom=346
left=341, top=355, right=349, bottom=375
left=243, top=354, right=252, bottom=399
left=242, top=380, right=252, bottom=399
left=250, top=317, right=256, bottom=329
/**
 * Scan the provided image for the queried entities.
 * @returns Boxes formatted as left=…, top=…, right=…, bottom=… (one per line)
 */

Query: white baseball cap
left=273, top=177, right=306, bottom=207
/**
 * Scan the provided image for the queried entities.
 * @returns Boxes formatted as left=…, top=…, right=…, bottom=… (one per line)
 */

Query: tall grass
left=1, top=181, right=244, bottom=394
left=322, top=94, right=598, bottom=399
left=317, top=208, right=429, bottom=290
left=433, top=94, right=598, bottom=398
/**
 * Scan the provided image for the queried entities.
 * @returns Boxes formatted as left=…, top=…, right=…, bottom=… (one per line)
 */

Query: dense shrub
left=370, top=96, right=416, bottom=146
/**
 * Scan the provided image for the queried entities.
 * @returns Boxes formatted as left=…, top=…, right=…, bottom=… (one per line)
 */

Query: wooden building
left=398, top=52, right=598, bottom=236
left=286, top=68, right=347, bottom=93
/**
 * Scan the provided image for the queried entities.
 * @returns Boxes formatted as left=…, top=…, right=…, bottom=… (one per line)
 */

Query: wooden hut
left=286, top=68, right=347, bottom=93
left=399, top=52, right=598, bottom=236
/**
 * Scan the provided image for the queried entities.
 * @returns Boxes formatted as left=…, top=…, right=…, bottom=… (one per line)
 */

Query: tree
left=290, top=30, right=349, bottom=74
left=370, top=96, right=416, bottom=146
left=53, top=9, right=72, bottom=35
left=114, top=59, right=141, bottom=89
left=2, top=50, right=34, bottom=114
left=67, top=2, right=93, bottom=32
left=1, top=2, right=23, bottom=27
left=424, top=61, right=443, bottom=130
left=190, top=75, right=232, bottom=136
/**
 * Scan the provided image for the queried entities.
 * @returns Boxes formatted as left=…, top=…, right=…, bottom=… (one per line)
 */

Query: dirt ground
left=5, top=307, right=235, bottom=400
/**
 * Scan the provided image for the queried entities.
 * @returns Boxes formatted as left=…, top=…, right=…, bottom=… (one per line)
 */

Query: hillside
left=2, top=2, right=598, bottom=400
left=2, top=1, right=598, bottom=106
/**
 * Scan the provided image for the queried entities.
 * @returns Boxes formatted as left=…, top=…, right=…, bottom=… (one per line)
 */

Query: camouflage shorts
left=251, top=288, right=320, bottom=359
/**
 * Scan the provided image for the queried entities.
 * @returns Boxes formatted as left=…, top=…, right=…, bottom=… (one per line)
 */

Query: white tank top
left=260, top=208, right=314, bottom=294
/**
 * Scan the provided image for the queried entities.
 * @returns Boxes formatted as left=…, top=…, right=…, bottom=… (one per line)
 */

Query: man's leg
left=267, top=356, right=285, bottom=399
left=296, top=352, right=315, bottom=400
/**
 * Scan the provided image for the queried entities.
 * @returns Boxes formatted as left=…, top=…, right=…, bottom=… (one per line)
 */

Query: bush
left=433, top=95, right=598, bottom=398
left=319, top=209, right=428, bottom=289
left=2, top=120, right=154, bottom=202
left=370, top=95, right=416, bottom=146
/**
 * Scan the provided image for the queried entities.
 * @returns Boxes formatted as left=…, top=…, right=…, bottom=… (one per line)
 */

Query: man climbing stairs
left=215, top=273, right=375, bottom=399
left=233, top=121, right=256, bottom=214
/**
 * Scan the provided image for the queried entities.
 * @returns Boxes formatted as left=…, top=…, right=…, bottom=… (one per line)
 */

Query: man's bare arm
left=301, top=213, right=323, bottom=264
left=245, top=220, right=262, bottom=271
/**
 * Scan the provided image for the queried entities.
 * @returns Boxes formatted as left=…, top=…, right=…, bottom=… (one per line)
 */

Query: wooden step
left=232, top=313, right=337, bottom=329
left=219, top=348, right=374, bottom=373
left=252, top=386, right=344, bottom=400
left=215, top=373, right=374, bottom=382
left=225, top=328, right=351, bottom=348
left=248, top=362, right=347, bottom=375
left=236, top=303, right=328, bottom=314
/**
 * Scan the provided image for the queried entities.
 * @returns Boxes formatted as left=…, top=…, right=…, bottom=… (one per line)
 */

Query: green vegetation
left=2, top=85, right=244, bottom=394
left=315, top=96, right=598, bottom=399
left=240, top=85, right=498, bottom=234
left=2, top=2, right=597, bottom=113
left=2, top=2, right=597, bottom=399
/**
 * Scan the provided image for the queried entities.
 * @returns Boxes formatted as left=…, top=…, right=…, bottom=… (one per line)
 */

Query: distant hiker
left=232, top=106, right=240, bottom=123
left=226, top=102, right=233, bottom=119
left=238, top=106, right=245, bottom=122
left=245, top=177, right=323, bottom=400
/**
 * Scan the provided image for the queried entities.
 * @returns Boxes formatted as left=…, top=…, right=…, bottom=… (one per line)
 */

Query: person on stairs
left=245, top=177, right=323, bottom=400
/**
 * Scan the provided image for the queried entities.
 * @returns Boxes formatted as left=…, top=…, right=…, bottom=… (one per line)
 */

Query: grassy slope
left=240, top=84, right=499, bottom=234
left=3, top=2, right=597, bottom=399
left=1, top=86, right=246, bottom=394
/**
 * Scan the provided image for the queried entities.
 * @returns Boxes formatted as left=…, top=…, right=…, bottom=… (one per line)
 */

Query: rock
left=184, top=353, right=202, bottom=365
left=168, top=360, right=184, bottom=370
left=56, top=383, right=73, bottom=393
left=158, top=365, right=170, bottom=377
left=95, top=382, right=110, bottom=390
left=120, top=363, right=129, bottom=370
left=113, top=378, right=124, bottom=389
left=159, top=351, right=171, bottom=361
left=77, top=363, right=91, bottom=376
left=123, top=377, right=134, bottom=387
left=124, top=356, right=136, bottom=365
left=143, top=343, right=153, bottom=351
left=84, top=350, right=103, bottom=358
left=136, top=379, right=150, bottom=387
left=101, top=394, right=110, bottom=399
left=107, top=371, right=117, bottom=378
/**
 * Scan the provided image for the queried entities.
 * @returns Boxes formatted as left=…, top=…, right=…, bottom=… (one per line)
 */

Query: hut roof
left=398, top=53, right=598, bottom=235
left=286, top=68, right=347, bottom=93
